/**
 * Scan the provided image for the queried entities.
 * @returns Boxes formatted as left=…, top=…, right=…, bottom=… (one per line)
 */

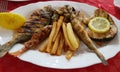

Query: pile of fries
left=39, top=16, right=80, bottom=60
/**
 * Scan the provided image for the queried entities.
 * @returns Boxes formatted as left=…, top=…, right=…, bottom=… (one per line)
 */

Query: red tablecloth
left=0, top=0, right=120, bottom=72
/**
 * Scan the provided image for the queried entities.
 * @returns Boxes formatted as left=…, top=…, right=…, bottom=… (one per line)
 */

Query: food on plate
left=52, top=16, right=64, bottom=42
left=62, top=22, right=79, bottom=51
left=39, top=38, right=48, bottom=52
left=56, top=35, right=64, bottom=56
left=10, top=25, right=52, bottom=56
left=55, top=5, right=108, bottom=65
left=0, top=5, right=118, bottom=65
left=0, top=12, right=26, bottom=30
left=66, top=50, right=75, bottom=60
left=87, top=9, right=118, bottom=41
left=45, top=22, right=57, bottom=53
left=50, top=30, right=61, bottom=55
left=46, top=16, right=63, bottom=53
left=66, top=22, right=79, bottom=51
left=70, top=11, right=107, bottom=65
left=39, top=16, right=79, bottom=60
left=0, top=33, right=31, bottom=57
left=62, top=22, right=74, bottom=51
left=0, top=6, right=54, bottom=57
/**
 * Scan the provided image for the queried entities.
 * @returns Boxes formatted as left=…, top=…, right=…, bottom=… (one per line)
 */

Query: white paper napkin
left=114, top=0, right=120, bottom=7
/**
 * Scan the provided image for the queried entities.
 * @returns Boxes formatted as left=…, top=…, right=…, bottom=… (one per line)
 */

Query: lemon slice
left=88, top=17, right=110, bottom=33
left=0, top=12, right=26, bottom=30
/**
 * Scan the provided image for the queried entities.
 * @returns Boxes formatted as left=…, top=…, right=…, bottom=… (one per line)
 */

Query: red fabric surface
left=0, top=0, right=120, bottom=72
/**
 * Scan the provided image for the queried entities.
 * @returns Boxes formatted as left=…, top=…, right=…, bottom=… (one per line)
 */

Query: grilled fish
left=70, top=12, right=108, bottom=65
left=0, top=6, right=54, bottom=58
left=87, top=9, right=118, bottom=42
left=10, top=25, right=52, bottom=56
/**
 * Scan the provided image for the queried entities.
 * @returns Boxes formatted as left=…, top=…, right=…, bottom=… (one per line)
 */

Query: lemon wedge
left=0, top=12, right=26, bottom=30
left=88, top=17, right=110, bottom=33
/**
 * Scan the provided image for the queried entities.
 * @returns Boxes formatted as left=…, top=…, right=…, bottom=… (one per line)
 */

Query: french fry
left=50, top=31, right=61, bottom=55
left=56, top=33, right=65, bottom=56
left=62, top=22, right=74, bottom=50
left=39, top=38, right=48, bottom=52
left=66, top=23, right=79, bottom=50
left=52, top=16, right=64, bottom=42
left=65, top=50, right=75, bottom=60
left=46, top=22, right=57, bottom=52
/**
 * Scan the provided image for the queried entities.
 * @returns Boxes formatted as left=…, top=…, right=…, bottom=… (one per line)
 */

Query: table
left=0, top=0, right=120, bottom=72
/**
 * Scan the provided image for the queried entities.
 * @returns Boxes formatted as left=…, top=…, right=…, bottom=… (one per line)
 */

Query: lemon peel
left=88, top=17, right=110, bottom=33
left=0, top=12, right=26, bottom=30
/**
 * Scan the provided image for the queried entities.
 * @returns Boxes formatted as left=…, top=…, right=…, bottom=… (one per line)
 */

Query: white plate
left=0, top=1, right=120, bottom=69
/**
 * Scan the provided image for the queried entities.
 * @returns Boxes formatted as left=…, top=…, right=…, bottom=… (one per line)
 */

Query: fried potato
left=46, top=22, right=57, bottom=52
left=65, top=50, right=74, bottom=60
left=62, top=22, right=74, bottom=50
left=56, top=33, right=65, bottom=56
left=39, top=38, right=48, bottom=52
left=66, top=23, right=79, bottom=50
left=50, top=31, right=61, bottom=55
left=39, top=16, right=80, bottom=60
left=53, top=16, right=64, bottom=42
